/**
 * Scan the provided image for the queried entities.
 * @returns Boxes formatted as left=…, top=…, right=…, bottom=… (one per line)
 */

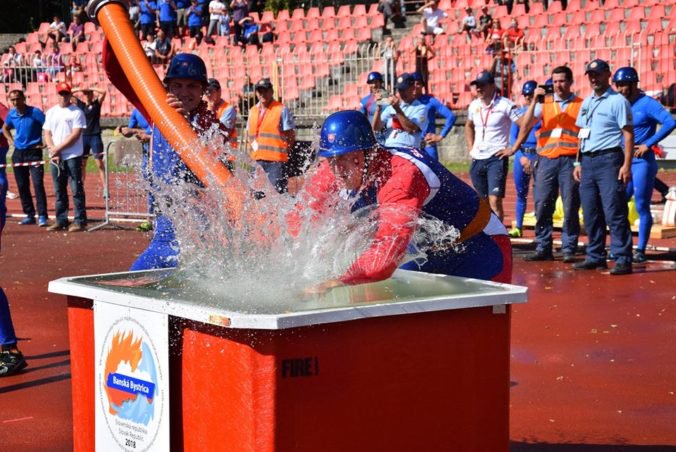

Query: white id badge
left=578, top=128, right=591, bottom=139
left=251, top=139, right=259, bottom=151
left=550, top=128, right=563, bottom=138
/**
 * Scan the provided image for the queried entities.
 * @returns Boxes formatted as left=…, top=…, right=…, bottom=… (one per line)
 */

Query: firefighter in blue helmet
left=128, top=53, right=228, bottom=271
left=506, top=80, right=541, bottom=237
left=613, top=66, right=676, bottom=263
left=302, top=110, right=512, bottom=294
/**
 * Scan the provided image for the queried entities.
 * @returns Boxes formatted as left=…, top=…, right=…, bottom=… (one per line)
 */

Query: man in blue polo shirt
left=613, top=66, right=676, bottom=263
left=1, top=89, right=48, bottom=227
left=411, top=72, right=456, bottom=161
left=372, top=73, right=428, bottom=149
left=573, top=59, right=634, bottom=275
left=158, top=0, right=177, bottom=39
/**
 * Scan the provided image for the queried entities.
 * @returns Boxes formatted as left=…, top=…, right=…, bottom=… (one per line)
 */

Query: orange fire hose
left=88, top=0, right=244, bottom=219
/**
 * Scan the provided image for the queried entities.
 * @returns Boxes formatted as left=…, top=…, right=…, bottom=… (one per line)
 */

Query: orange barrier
left=89, top=0, right=244, bottom=219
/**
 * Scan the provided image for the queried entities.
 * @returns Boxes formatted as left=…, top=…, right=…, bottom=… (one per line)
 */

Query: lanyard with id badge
left=578, top=97, right=601, bottom=144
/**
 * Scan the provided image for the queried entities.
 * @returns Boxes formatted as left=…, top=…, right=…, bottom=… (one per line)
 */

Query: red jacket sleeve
left=340, top=156, right=430, bottom=285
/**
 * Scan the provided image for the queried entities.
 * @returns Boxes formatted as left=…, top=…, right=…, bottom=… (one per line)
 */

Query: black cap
left=206, top=78, right=221, bottom=90
left=255, top=78, right=273, bottom=90
left=470, top=70, right=495, bottom=86
left=585, top=59, right=611, bottom=75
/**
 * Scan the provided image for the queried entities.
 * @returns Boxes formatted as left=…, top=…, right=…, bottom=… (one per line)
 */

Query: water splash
left=136, top=128, right=461, bottom=306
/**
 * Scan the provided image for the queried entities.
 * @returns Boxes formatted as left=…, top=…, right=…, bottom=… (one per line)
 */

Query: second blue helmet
left=367, top=72, right=383, bottom=84
left=613, top=67, right=639, bottom=83
left=522, top=80, right=538, bottom=95
left=319, top=110, right=377, bottom=158
left=164, top=53, right=208, bottom=85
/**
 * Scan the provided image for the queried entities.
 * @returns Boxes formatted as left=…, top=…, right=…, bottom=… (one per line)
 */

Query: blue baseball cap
left=585, top=59, right=611, bottom=75
left=470, top=70, right=495, bottom=86
left=395, top=73, right=415, bottom=91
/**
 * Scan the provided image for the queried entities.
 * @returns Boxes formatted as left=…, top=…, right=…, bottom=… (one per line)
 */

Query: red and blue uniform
left=304, top=146, right=512, bottom=284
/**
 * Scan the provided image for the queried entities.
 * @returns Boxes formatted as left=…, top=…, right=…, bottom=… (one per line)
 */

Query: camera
left=376, top=89, right=391, bottom=106
left=537, top=84, right=554, bottom=102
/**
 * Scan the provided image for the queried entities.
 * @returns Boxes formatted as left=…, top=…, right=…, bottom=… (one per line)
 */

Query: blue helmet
left=411, top=72, right=425, bottom=83
left=613, top=66, right=639, bottom=83
left=545, top=78, right=553, bottom=86
left=164, top=53, right=208, bottom=85
left=319, top=110, right=376, bottom=158
left=366, top=72, right=383, bottom=84
left=522, top=80, right=537, bottom=95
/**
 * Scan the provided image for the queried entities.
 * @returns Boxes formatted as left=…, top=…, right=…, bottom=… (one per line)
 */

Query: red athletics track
left=0, top=172, right=675, bottom=451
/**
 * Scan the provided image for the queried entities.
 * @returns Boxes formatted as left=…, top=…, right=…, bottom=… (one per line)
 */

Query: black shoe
left=562, top=253, right=577, bottom=263
left=573, top=260, right=608, bottom=270
left=524, top=251, right=554, bottom=262
left=610, top=262, right=633, bottom=275
left=0, top=351, right=27, bottom=377
left=633, top=250, right=647, bottom=263
left=19, top=216, right=36, bottom=225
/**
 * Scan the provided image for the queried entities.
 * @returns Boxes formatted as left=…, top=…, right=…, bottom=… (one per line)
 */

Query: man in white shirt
left=372, top=73, right=428, bottom=149
left=418, top=0, right=447, bottom=41
left=207, top=0, right=227, bottom=39
left=465, top=71, right=523, bottom=221
left=43, top=82, right=87, bottom=232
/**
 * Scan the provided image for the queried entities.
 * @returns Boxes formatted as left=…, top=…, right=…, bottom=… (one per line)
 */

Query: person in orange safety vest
left=507, top=65, right=582, bottom=262
left=205, top=78, right=238, bottom=149
left=246, top=78, right=296, bottom=194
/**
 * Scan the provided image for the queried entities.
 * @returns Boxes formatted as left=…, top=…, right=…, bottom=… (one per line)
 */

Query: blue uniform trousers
left=0, top=288, right=17, bottom=347
left=130, top=215, right=180, bottom=271
left=579, top=150, right=633, bottom=265
left=512, top=149, right=538, bottom=229
left=626, top=156, right=657, bottom=251
left=533, top=154, right=580, bottom=255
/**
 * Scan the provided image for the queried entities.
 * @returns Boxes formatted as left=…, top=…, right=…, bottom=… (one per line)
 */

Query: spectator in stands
left=48, top=16, right=68, bottom=43
left=360, top=72, right=385, bottom=123
left=142, top=33, right=157, bottom=62
left=1, top=46, right=23, bottom=83
left=175, top=0, right=191, bottom=36
left=238, top=74, right=255, bottom=116
left=67, top=15, right=86, bottom=51
left=2, top=89, right=48, bottom=227
left=613, top=66, right=676, bottom=263
left=485, top=20, right=504, bottom=55
left=412, top=35, right=435, bottom=93
left=45, top=40, right=65, bottom=78
left=412, top=72, right=456, bottom=161
left=573, top=59, right=634, bottom=275
left=73, top=87, right=107, bottom=196
left=238, top=16, right=260, bottom=48
left=154, top=28, right=175, bottom=66
left=128, top=0, right=141, bottom=30
left=139, top=0, right=158, bottom=40
left=503, top=18, right=525, bottom=50
left=418, top=0, right=447, bottom=43
left=661, top=83, right=676, bottom=113
left=207, top=0, right=227, bottom=40
left=205, top=78, right=238, bottom=149
left=459, top=7, right=477, bottom=41
left=477, top=6, right=493, bottom=40
left=187, top=0, right=205, bottom=43
left=158, top=0, right=177, bottom=39
left=372, top=73, right=428, bottom=150
left=231, top=0, right=249, bottom=44
left=379, top=36, right=399, bottom=89
left=260, top=22, right=276, bottom=43
left=219, top=9, right=232, bottom=39
left=246, top=78, right=296, bottom=194
left=465, top=70, right=523, bottom=222
left=43, top=82, right=88, bottom=232
left=32, top=49, right=50, bottom=82
left=491, top=49, right=517, bottom=97
left=378, top=0, right=404, bottom=35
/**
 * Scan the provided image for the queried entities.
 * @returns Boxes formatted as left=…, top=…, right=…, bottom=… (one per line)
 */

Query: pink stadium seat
left=291, top=8, right=304, bottom=20
left=353, top=15, right=368, bottom=29
left=321, top=6, right=335, bottom=18
left=305, top=17, right=320, bottom=30
left=367, top=3, right=379, bottom=16
left=352, top=4, right=366, bottom=16
left=511, top=3, right=526, bottom=16
left=369, top=15, right=384, bottom=29
left=603, top=0, right=621, bottom=8
left=566, top=0, right=582, bottom=12
left=277, top=9, right=290, bottom=21
left=550, top=12, right=567, bottom=26
left=337, top=16, right=352, bottom=29
left=306, top=7, right=320, bottom=19
left=605, top=8, right=624, bottom=22
left=355, top=28, right=372, bottom=42
left=529, top=2, right=544, bottom=15
left=588, top=9, right=604, bottom=23
left=325, top=29, right=339, bottom=42
left=646, top=4, right=665, bottom=18
left=261, top=11, right=274, bottom=23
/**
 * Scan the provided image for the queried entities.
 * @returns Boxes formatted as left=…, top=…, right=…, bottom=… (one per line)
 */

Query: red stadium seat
left=291, top=8, right=304, bottom=20
left=605, top=8, right=624, bottom=23
left=547, top=1, right=563, bottom=14
left=353, top=4, right=366, bottom=16
left=306, top=7, right=320, bottom=19
left=566, top=0, right=582, bottom=12
left=603, top=0, right=621, bottom=9
left=261, top=11, right=274, bottom=23
left=511, top=3, right=526, bottom=16
left=321, top=6, right=335, bottom=18
left=277, top=9, right=290, bottom=21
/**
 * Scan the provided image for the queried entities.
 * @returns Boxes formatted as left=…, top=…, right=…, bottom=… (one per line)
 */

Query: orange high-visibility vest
left=247, top=101, right=288, bottom=162
left=216, top=100, right=238, bottom=147
left=536, top=95, right=583, bottom=158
